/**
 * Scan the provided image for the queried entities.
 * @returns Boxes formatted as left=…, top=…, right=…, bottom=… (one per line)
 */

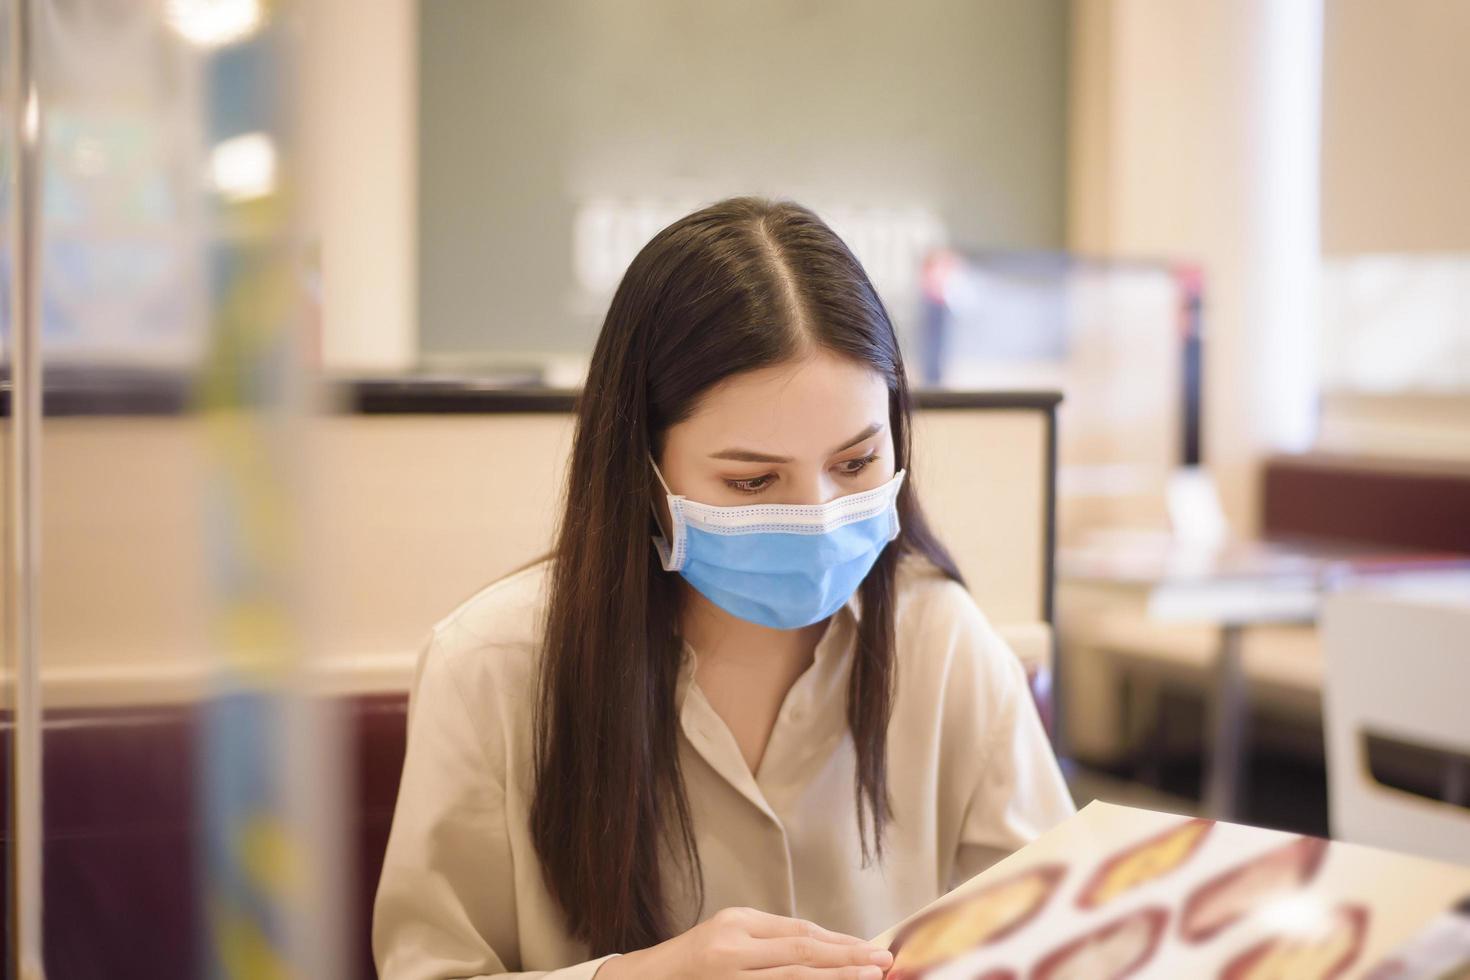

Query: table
left=1058, top=532, right=1470, bottom=820
left=872, top=801, right=1470, bottom=979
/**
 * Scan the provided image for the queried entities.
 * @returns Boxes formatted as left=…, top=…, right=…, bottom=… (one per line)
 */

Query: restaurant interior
left=2, top=1, right=1468, bottom=978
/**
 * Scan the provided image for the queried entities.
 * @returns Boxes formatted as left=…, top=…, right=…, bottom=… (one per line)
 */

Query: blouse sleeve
left=372, top=627, right=622, bottom=980
left=943, top=597, right=1077, bottom=891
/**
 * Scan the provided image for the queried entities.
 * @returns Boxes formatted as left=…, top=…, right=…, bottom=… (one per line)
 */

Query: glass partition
left=4, top=2, right=349, bottom=977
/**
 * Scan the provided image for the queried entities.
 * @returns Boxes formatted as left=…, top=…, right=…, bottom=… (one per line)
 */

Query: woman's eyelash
left=726, top=475, right=774, bottom=494
left=838, top=453, right=880, bottom=475
left=723, top=454, right=880, bottom=495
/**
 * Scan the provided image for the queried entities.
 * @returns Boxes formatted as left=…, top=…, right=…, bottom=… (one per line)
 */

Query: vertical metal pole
left=6, top=0, right=45, bottom=975
left=1205, top=623, right=1249, bottom=822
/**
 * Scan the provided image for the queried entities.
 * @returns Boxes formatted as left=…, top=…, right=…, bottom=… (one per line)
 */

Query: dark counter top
left=346, top=378, right=1062, bottom=414
left=0, top=368, right=1062, bottom=417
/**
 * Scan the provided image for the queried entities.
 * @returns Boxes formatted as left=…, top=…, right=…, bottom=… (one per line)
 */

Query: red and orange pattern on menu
left=873, top=803, right=1470, bottom=980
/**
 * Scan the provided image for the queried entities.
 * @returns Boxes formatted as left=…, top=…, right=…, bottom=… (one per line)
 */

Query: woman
left=373, top=197, right=1074, bottom=979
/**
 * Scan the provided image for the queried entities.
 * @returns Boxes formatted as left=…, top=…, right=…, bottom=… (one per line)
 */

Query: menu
left=871, top=803, right=1470, bottom=980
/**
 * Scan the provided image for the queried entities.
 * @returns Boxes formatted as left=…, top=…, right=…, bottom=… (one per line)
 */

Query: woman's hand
left=596, top=906, right=894, bottom=979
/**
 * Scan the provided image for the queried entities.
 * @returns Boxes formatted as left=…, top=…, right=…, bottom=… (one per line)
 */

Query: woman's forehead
left=671, top=353, right=889, bottom=458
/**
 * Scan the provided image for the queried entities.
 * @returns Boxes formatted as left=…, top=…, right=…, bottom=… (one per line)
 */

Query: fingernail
left=859, top=968, right=883, bottom=980
left=869, top=948, right=893, bottom=965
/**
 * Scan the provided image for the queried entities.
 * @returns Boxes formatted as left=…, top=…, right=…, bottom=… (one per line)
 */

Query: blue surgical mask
left=650, top=461, right=906, bottom=630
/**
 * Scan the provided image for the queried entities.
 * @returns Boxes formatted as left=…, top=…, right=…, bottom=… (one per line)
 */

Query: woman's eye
left=726, top=474, right=774, bottom=494
left=836, top=453, right=879, bottom=476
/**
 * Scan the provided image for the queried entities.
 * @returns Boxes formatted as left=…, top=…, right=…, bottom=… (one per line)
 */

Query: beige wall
left=1069, top=0, right=1256, bottom=529
left=1315, top=1, right=1470, bottom=458
left=300, top=0, right=419, bottom=372
left=1067, top=0, right=1322, bottom=534
left=1321, top=0, right=1470, bottom=254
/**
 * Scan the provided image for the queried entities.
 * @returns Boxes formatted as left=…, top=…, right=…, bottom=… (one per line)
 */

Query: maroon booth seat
left=1262, top=452, right=1470, bottom=554
left=0, top=694, right=406, bottom=980
left=5, top=670, right=1058, bottom=980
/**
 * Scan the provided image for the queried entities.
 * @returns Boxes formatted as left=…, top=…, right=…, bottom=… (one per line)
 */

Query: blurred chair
left=1321, top=589, right=1470, bottom=865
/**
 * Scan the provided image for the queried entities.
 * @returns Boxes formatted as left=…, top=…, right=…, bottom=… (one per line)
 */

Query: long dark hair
left=531, top=197, right=961, bottom=957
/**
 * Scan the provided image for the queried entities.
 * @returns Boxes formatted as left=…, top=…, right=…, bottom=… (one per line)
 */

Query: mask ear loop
left=648, top=456, right=685, bottom=571
left=887, top=468, right=906, bottom=542
left=649, top=456, right=675, bottom=496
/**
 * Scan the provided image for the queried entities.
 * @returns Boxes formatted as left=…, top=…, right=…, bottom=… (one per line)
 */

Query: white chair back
left=1321, top=588, right=1470, bottom=865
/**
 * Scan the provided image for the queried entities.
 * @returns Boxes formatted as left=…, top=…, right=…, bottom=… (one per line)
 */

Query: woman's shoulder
left=893, top=551, right=984, bottom=626
left=891, top=551, right=1023, bottom=692
left=435, top=559, right=552, bottom=641
left=420, top=559, right=553, bottom=693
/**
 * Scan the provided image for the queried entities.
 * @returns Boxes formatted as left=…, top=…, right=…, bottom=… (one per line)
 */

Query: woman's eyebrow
left=830, top=421, right=885, bottom=455
left=708, top=422, right=885, bottom=463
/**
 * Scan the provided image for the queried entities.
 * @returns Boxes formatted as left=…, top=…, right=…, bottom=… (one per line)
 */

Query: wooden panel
left=913, top=408, right=1050, bottom=625
left=26, top=405, right=1053, bottom=706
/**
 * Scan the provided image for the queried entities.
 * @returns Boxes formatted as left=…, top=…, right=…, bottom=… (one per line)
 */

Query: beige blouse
left=373, top=558, right=1075, bottom=979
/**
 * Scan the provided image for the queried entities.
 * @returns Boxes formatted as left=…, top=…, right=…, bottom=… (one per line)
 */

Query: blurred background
left=2, top=0, right=1468, bottom=977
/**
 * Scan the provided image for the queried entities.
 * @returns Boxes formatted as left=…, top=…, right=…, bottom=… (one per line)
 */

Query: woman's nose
left=784, top=470, right=842, bottom=506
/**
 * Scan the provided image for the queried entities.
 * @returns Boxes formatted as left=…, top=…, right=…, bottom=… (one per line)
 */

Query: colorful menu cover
left=871, top=803, right=1470, bottom=980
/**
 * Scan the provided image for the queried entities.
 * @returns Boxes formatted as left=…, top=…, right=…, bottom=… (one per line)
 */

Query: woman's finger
left=740, top=909, right=871, bottom=946
left=738, top=935, right=893, bottom=971
left=746, top=966, right=888, bottom=980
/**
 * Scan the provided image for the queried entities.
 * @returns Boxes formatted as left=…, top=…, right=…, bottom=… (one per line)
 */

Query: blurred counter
left=2, top=370, right=1064, bottom=709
